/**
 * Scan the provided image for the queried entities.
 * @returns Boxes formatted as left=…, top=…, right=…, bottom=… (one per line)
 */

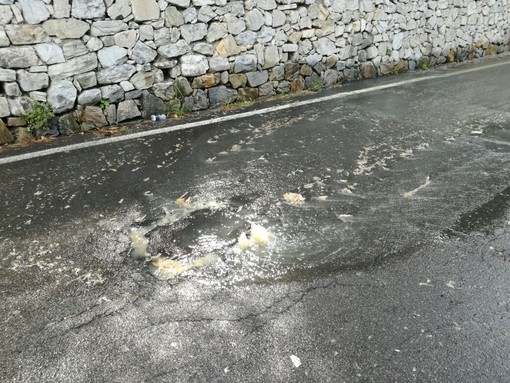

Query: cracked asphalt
left=2, top=56, right=510, bottom=382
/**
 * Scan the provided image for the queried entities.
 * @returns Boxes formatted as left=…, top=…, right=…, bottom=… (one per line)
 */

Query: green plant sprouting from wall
left=167, top=100, right=190, bottom=117
left=23, top=102, right=54, bottom=133
left=313, top=81, right=325, bottom=90
left=99, top=98, right=110, bottom=109
left=166, top=83, right=190, bottom=117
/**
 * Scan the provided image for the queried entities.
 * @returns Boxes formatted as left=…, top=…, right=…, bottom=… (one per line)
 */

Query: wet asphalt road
left=1, top=56, right=510, bottom=382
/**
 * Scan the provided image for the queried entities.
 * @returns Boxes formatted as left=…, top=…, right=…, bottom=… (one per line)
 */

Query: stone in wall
left=4, top=83, right=20, bottom=97
left=235, top=30, right=257, bottom=46
left=315, top=38, right=337, bottom=55
left=193, top=0, right=215, bottom=6
left=182, top=7, right=196, bottom=24
left=59, top=113, right=81, bottom=134
left=81, top=106, right=108, bottom=129
left=132, top=0, right=160, bottom=21
left=168, top=0, right=191, bottom=8
left=246, top=71, right=268, bottom=87
left=165, top=6, right=184, bottom=27
left=215, top=35, right=240, bottom=57
left=237, top=87, right=258, bottom=102
left=72, top=0, right=106, bottom=19
left=75, top=72, right=97, bottom=90
left=181, top=55, right=209, bottom=76
left=0, top=97, right=9, bottom=118
left=188, top=89, right=207, bottom=111
left=53, top=0, right=71, bottom=19
left=18, top=71, right=49, bottom=92
left=101, top=85, right=124, bottom=103
left=48, top=53, right=98, bottom=81
left=192, top=73, right=219, bottom=89
left=8, top=97, right=33, bottom=117
left=108, top=0, right=131, bottom=19
left=131, top=42, right=158, bottom=64
left=104, top=104, right=116, bottom=125
left=98, top=46, right=128, bottom=68
left=198, top=5, right=215, bottom=23
left=323, top=69, right=338, bottom=86
left=130, top=72, right=155, bottom=90
left=263, top=45, right=279, bottom=68
left=209, top=56, right=230, bottom=72
left=0, top=69, right=16, bottom=82
left=47, top=81, right=77, bottom=114
left=256, top=0, right=277, bottom=11
left=114, top=30, right=137, bottom=49
left=228, top=74, right=245, bottom=89
left=141, top=91, right=166, bottom=118
left=17, top=0, right=51, bottom=25
left=0, top=28, right=9, bottom=47
left=30, top=91, right=47, bottom=103
left=181, top=23, right=207, bottom=43
left=0, top=47, right=39, bottom=68
left=97, top=64, right=136, bottom=85
left=43, top=19, right=90, bottom=39
left=234, top=55, right=257, bottom=73
left=207, top=22, right=228, bottom=42
left=209, top=86, right=237, bottom=108
left=175, top=77, right=193, bottom=96
left=117, top=100, right=141, bottom=123
left=159, top=40, right=190, bottom=58
left=5, top=25, right=49, bottom=45
left=35, top=43, right=66, bottom=65
left=226, top=16, right=245, bottom=35
left=153, top=82, right=176, bottom=101
left=0, top=119, right=14, bottom=144
left=0, top=5, right=13, bottom=25
left=78, top=89, right=101, bottom=106
left=91, top=21, right=128, bottom=37
left=62, top=40, right=88, bottom=59
left=246, top=9, right=265, bottom=31
left=193, top=42, right=214, bottom=55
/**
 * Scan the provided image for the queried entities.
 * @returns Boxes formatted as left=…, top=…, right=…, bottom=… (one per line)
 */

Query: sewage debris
left=238, top=232, right=251, bottom=251
left=290, top=355, right=302, bottom=368
left=150, top=255, right=216, bottom=281
left=283, top=192, right=305, bottom=204
left=251, top=223, right=269, bottom=245
left=129, top=199, right=275, bottom=282
left=238, top=223, right=270, bottom=251
left=403, top=176, right=431, bottom=197
left=175, top=194, right=192, bottom=208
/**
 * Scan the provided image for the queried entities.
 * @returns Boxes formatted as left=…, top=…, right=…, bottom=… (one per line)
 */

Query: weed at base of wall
left=23, top=102, right=54, bottom=134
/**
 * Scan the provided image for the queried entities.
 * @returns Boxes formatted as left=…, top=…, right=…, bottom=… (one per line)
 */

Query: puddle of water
left=125, top=109, right=510, bottom=286
left=128, top=190, right=378, bottom=285
left=452, top=186, right=510, bottom=234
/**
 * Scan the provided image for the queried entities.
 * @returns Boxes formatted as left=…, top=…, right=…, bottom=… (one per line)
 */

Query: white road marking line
left=1, top=59, right=509, bottom=166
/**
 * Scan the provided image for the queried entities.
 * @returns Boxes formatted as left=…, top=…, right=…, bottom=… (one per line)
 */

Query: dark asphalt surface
left=2, top=56, right=510, bottom=382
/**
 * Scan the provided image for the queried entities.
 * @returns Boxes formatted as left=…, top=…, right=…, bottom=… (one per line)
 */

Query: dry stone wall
left=0, top=0, right=509, bottom=137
